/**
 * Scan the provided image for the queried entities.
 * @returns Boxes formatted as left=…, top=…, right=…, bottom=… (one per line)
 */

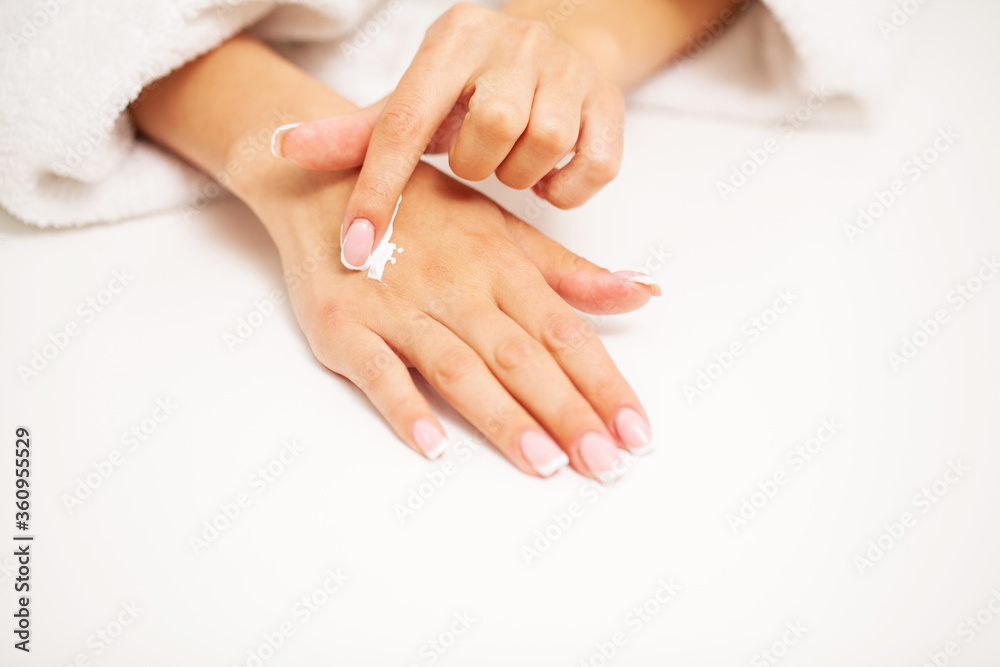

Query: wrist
left=234, top=158, right=359, bottom=264
left=500, top=2, right=627, bottom=87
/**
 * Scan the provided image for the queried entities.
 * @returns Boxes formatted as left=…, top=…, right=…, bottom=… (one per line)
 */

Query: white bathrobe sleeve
left=628, top=0, right=895, bottom=121
left=0, top=0, right=383, bottom=228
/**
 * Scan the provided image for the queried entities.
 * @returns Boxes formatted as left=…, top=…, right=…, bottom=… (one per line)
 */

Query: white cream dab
left=365, top=195, right=404, bottom=283
left=339, top=195, right=405, bottom=280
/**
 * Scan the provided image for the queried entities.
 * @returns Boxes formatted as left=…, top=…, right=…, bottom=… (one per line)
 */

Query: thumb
left=270, top=98, right=387, bottom=170
left=502, top=211, right=660, bottom=315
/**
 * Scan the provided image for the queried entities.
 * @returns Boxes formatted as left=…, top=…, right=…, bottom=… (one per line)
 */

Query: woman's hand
left=272, top=2, right=626, bottom=270
left=129, top=32, right=660, bottom=482
left=249, top=160, right=656, bottom=483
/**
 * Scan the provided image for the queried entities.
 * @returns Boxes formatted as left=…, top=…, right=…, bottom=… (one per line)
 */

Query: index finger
left=340, top=46, right=473, bottom=269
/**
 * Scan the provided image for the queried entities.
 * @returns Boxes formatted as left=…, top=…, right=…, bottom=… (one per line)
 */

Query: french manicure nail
left=519, top=431, right=569, bottom=477
left=578, top=432, right=623, bottom=484
left=270, top=122, right=301, bottom=158
left=341, top=218, right=375, bottom=270
left=613, top=270, right=662, bottom=296
left=412, top=419, right=447, bottom=460
left=614, top=407, right=653, bottom=455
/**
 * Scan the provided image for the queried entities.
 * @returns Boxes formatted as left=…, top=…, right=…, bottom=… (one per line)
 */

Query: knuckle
left=603, top=84, right=626, bottom=114
left=393, top=311, right=435, bottom=349
left=354, top=350, right=398, bottom=391
left=380, top=99, right=426, bottom=142
left=587, top=151, right=621, bottom=185
left=557, top=246, right=593, bottom=275
left=384, top=394, right=424, bottom=421
left=471, top=101, right=526, bottom=142
left=528, top=120, right=578, bottom=157
left=554, top=397, right=597, bottom=428
left=541, top=311, right=594, bottom=353
left=482, top=404, right=511, bottom=436
left=543, top=177, right=583, bottom=209
left=431, top=346, right=481, bottom=385
left=312, top=300, right=357, bottom=339
left=448, top=148, right=492, bottom=181
left=495, top=163, right=535, bottom=190
left=442, top=2, right=482, bottom=28
left=592, top=376, right=629, bottom=408
left=494, top=336, right=544, bottom=373
left=449, top=155, right=483, bottom=182
left=355, top=172, right=397, bottom=205
left=515, top=19, right=551, bottom=44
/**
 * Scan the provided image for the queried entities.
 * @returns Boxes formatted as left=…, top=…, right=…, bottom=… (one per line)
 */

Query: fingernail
left=270, top=122, right=301, bottom=158
left=614, top=408, right=653, bottom=455
left=613, top=271, right=662, bottom=297
left=578, top=432, right=623, bottom=484
left=412, top=419, right=447, bottom=460
left=341, top=219, right=375, bottom=270
left=519, top=431, right=569, bottom=478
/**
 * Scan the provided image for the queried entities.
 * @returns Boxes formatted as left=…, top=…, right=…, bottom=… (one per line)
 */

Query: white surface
left=3, top=1, right=1000, bottom=665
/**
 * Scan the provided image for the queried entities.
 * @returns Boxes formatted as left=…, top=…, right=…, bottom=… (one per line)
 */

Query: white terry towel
left=0, top=0, right=892, bottom=229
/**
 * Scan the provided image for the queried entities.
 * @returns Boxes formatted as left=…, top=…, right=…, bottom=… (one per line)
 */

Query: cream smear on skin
left=340, top=195, right=404, bottom=283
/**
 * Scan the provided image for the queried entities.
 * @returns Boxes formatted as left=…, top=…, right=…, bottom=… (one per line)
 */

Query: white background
left=2, top=0, right=1000, bottom=665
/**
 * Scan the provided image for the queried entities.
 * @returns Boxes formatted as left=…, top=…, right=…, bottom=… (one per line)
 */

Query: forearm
left=130, top=34, right=355, bottom=250
left=501, top=0, right=752, bottom=89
